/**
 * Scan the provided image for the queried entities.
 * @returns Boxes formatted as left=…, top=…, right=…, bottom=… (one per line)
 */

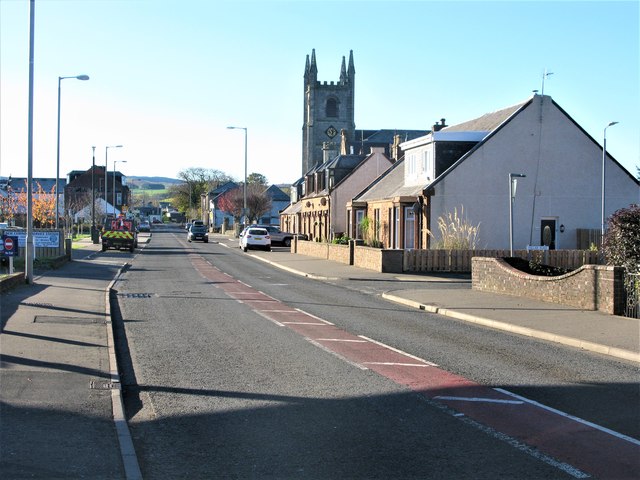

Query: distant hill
left=129, top=176, right=181, bottom=184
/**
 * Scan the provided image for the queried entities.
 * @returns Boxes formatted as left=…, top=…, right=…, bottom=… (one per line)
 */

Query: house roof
left=4, top=178, right=65, bottom=193
left=353, top=158, right=422, bottom=202
left=426, top=94, right=639, bottom=192
left=264, top=184, right=289, bottom=202
left=443, top=101, right=528, bottom=133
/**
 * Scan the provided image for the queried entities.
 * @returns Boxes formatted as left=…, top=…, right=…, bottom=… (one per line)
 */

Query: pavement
left=1, top=232, right=638, bottom=478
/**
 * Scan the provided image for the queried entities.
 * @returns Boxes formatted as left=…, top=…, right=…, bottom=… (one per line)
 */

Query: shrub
left=332, top=234, right=350, bottom=245
left=602, top=204, right=640, bottom=274
left=428, top=205, right=480, bottom=249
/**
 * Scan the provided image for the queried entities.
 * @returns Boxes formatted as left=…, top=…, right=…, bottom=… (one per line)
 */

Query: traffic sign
left=2, top=235, right=19, bottom=257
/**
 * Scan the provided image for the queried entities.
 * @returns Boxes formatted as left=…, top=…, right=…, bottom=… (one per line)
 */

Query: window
left=422, top=149, right=432, bottom=176
left=355, top=210, right=365, bottom=239
left=407, top=154, right=416, bottom=176
left=326, top=98, right=338, bottom=117
left=374, top=209, right=381, bottom=241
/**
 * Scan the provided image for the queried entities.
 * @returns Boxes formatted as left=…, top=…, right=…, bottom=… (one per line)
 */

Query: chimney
left=432, top=118, right=447, bottom=132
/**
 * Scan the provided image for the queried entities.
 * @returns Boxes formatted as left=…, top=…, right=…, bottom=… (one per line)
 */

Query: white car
left=239, top=227, right=271, bottom=252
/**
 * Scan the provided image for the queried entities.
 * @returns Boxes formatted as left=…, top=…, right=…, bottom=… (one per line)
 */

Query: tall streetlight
left=105, top=145, right=123, bottom=216
left=227, top=126, right=247, bottom=226
left=91, top=146, right=98, bottom=243
left=509, top=173, right=526, bottom=257
left=55, top=74, right=89, bottom=229
left=113, top=160, right=127, bottom=217
left=602, top=121, right=619, bottom=236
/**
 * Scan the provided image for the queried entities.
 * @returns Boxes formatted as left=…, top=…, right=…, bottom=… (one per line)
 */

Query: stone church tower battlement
left=302, top=49, right=355, bottom=176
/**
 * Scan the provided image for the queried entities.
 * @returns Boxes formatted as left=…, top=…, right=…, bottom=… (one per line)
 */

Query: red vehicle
left=101, top=217, right=138, bottom=252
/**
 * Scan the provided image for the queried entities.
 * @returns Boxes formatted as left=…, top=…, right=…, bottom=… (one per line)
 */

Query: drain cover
left=89, top=380, right=118, bottom=390
left=119, top=293, right=154, bottom=298
left=34, top=316, right=104, bottom=325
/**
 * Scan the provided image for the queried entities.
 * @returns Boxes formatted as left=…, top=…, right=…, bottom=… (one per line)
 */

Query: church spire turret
left=348, top=50, right=355, bottom=79
left=340, top=56, right=347, bottom=84
left=308, top=48, right=318, bottom=83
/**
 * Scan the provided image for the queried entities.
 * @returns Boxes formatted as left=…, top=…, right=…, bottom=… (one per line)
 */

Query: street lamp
left=113, top=160, right=127, bottom=217
left=509, top=173, right=526, bottom=257
left=105, top=145, right=123, bottom=216
left=55, top=74, right=89, bottom=229
left=91, top=146, right=99, bottom=243
left=227, top=126, right=247, bottom=226
left=602, top=121, right=619, bottom=236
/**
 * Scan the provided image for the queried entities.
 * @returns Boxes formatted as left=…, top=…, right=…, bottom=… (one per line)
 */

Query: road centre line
left=359, top=335, right=439, bottom=367
left=306, top=338, right=369, bottom=371
left=281, top=322, right=331, bottom=326
left=316, top=338, right=369, bottom=343
left=363, top=362, right=434, bottom=367
left=294, top=308, right=334, bottom=324
left=495, top=388, right=640, bottom=446
left=434, top=395, right=524, bottom=405
left=253, top=310, right=285, bottom=327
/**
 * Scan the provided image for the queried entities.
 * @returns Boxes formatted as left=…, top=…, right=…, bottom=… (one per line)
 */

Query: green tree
left=247, top=172, right=268, bottom=186
left=603, top=204, right=640, bottom=274
left=169, top=168, right=233, bottom=215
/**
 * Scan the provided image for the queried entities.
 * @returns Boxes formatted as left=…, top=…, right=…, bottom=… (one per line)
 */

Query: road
left=112, top=229, right=639, bottom=479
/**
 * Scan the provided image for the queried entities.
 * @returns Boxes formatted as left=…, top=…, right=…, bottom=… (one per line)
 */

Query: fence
left=403, top=249, right=600, bottom=273
left=624, top=272, right=640, bottom=319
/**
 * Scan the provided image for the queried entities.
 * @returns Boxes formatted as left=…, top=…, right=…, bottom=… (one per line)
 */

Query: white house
left=351, top=94, right=639, bottom=250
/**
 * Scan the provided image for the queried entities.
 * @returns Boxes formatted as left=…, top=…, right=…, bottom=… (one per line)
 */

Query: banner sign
left=11, top=231, right=61, bottom=248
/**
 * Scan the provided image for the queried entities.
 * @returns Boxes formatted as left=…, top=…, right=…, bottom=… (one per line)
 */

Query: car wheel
left=284, top=238, right=291, bottom=247
left=204, top=239, right=208, bottom=243
left=101, top=244, right=107, bottom=252
left=266, top=247, right=271, bottom=252
left=243, top=246, right=248, bottom=252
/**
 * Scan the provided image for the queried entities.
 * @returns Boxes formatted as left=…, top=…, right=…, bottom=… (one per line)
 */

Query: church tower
left=302, top=49, right=355, bottom=175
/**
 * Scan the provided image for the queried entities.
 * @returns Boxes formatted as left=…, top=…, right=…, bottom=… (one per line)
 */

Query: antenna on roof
left=541, top=69, right=553, bottom=96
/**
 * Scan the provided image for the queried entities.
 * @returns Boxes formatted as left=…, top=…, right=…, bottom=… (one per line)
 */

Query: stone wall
left=472, top=257, right=625, bottom=315
left=294, top=239, right=403, bottom=273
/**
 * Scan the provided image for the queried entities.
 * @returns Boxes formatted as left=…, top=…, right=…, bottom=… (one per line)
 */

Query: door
left=540, top=218, right=556, bottom=250
left=404, top=207, right=415, bottom=249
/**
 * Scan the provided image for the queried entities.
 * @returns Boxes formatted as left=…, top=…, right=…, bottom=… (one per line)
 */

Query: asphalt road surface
left=112, top=230, right=639, bottom=479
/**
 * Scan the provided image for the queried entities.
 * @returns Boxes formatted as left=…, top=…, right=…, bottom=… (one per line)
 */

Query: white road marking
left=434, top=395, right=524, bottom=405
left=306, top=339, right=368, bottom=370
left=316, top=338, right=368, bottom=343
left=495, top=388, right=640, bottom=446
left=364, top=362, right=434, bottom=367
left=281, top=322, right=330, bottom=326
left=358, top=335, right=439, bottom=367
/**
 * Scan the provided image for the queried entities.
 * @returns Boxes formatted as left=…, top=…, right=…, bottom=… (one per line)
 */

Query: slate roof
left=4, top=178, right=64, bottom=193
left=443, top=101, right=528, bottom=133
left=354, top=159, right=422, bottom=202
left=264, top=184, right=289, bottom=202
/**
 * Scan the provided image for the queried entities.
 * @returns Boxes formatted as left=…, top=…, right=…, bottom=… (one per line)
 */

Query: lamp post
left=113, top=160, right=127, bottom=217
left=105, top=145, right=123, bottom=216
left=227, top=126, right=247, bottom=226
left=55, top=74, right=89, bottom=229
left=509, top=173, right=526, bottom=257
left=91, top=146, right=98, bottom=243
left=602, top=121, right=619, bottom=236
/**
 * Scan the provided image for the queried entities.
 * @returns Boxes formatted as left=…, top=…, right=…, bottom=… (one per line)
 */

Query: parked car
left=187, top=224, right=209, bottom=243
left=138, top=221, right=151, bottom=233
left=243, top=224, right=307, bottom=247
left=239, top=227, right=271, bottom=252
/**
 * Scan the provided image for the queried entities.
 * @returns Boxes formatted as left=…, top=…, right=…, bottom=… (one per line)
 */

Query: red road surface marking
left=192, top=255, right=640, bottom=479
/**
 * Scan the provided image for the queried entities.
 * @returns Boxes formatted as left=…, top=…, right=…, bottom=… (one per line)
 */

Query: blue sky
left=1, top=0, right=638, bottom=185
